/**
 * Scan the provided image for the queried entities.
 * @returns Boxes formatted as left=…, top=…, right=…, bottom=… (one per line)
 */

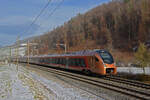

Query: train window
left=48, top=58, right=50, bottom=63
left=51, top=58, right=53, bottom=63
left=62, top=58, right=65, bottom=65
left=54, top=58, right=56, bottom=64
left=42, top=58, right=44, bottom=62
left=78, top=59, right=82, bottom=66
left=39, top=58, right=42, bottom=63
left=69, top=59, right=72, bottom=66
left=68, top=58, right=73, bottom=66
left=71, top=59, right=74, bottom=66
left=68, top=58, right=85, bottom=67
left=69, top=58, right=85, bottom=67
left=62, top=58, right=66, bottom=65
left=75, top=59, right=79, bottom=66
left=76, top=59, right=81, bottom=67
left=59, top=58, right=62, bottom=64
left=97, top=51, right=114, bottom=64
left=52, top=58, right=55, bottom=64
left=42, top=58, right=45, bottom=63
left=53, top=58, right=56, bottom=64
left=44, top=58, right=47, bottom=63
left=73, top=59, right=76, bottom=66
left=95, top=57, right=99, bottom=62
left=46, top=58, right=49, bottom=63
left=68, top=59, right=71, bottom=66
left=56, top=58, right=58, bottom=64
left=81, top=59, right=86, bottom=67
left=49, top=58, right=52, bottom=63
left=59, top=58, right=61, bottom=64
left=72, top=59, right=75, bottom=66
left=56, top=58, right=59, bottom=64
left=52, top=58, right=54, bottom=64
left=78, top=59, right=82, bottom=67
left=47, top=58, right=49, bottom=63
left=44, top=58, right=46, bottom=63
left=64, top=58, right=67, bottom=65
left=61, top=58, right=63, bottom=64
left=58, top=58, right=61, bottom=64
left=37, top=58, right=39, bottom=62
left=51, top=58, right=53, bottom=64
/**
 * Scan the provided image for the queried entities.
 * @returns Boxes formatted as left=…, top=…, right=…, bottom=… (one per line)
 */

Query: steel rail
left=104, top=75, right=150, bottom=90
left=26, top=64, right=150, bottom=100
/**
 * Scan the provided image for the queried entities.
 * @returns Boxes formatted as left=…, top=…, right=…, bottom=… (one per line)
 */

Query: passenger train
left=12, top=49, right=117, bottom=75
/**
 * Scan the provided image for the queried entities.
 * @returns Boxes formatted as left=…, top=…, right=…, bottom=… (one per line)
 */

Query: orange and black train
left=15, top=49, right=117, bottom=75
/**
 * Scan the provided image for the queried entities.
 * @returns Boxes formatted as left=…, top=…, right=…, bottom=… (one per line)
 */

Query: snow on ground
left=0, top=64, right=33, bottom=100
left=0, top=64, right=103, bottom=100
left=117, top=67, right=150, bottom=75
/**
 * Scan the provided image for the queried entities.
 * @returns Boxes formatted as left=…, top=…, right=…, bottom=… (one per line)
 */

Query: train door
left=66, top=57, right=69, bottom=69
left=95, top=54, right=105, bottom=74
left=89, top=56, right=103, bottom=74
left=88, top=56, right=96, bottom=72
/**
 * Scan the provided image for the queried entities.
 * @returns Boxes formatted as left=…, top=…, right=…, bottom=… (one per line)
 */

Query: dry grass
left=41, top=39, right=135, bottom=64
left=111, top=50, right=134, bottom=63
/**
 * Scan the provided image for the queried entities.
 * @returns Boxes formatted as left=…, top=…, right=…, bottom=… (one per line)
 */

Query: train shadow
left=20, top=62, right=105, bottom=78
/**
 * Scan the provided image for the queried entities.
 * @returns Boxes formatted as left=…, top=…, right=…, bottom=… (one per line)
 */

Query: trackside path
left=0, top=64, right=103, bottom=100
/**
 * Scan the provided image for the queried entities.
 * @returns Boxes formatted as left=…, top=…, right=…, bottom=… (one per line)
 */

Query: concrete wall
left=117, top=67, right=150, bottom=75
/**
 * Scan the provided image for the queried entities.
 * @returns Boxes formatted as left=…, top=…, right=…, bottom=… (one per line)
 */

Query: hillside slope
left=31, top=0, right=150, bottom=57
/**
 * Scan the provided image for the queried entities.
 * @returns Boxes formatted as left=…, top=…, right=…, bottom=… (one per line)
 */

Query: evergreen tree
left=134, top=43, right=150, bottom=74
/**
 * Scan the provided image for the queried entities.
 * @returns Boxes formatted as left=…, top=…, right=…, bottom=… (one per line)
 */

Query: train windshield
left=96, top=51, right=114, bottom=64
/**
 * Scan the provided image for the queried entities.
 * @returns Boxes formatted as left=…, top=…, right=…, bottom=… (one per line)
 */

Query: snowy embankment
left=117, top=67, right=150, bottom=75
left=0, top=65, right=33, bottom=100
left=0, top=64, right=103, bottom=100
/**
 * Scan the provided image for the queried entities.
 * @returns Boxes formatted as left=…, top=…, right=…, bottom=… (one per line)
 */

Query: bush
left=134, top=43, right=150, bottom=74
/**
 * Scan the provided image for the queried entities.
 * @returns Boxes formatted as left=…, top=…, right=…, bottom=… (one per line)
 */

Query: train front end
left=95, top=50, right=117, bottom=75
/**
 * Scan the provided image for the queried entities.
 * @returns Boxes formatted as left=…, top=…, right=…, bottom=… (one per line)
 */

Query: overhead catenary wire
left=47, top=0, right=65, bottom=19
left=39, top=0, right=65, bottom=31
left=23, top=0, right=52, bottom=35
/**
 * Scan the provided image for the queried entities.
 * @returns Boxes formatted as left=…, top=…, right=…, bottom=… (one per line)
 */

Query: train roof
left=22, top=49, right=109, bottom=58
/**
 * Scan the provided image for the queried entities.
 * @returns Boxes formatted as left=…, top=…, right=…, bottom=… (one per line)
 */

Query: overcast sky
left=0, top=0, right=110, bottom=46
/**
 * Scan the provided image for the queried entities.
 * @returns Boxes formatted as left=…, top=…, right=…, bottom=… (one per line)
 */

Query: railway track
left=25, top=64, right=150, bottom=100
left=103, top=75, right=150, bottom=90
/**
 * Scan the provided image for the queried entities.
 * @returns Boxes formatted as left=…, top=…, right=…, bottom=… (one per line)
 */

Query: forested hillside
left=31, top=0, right=150, bottom=57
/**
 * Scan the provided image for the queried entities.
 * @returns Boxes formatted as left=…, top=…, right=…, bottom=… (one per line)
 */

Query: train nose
left=106, top=68, right=115, bottom=74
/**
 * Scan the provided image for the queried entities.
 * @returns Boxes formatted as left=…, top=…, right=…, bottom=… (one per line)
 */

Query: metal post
left=56, top=43, right=67, bottom=53
left=9, top=47, right=11, bottom=66
left=27, top=40, right=30, bottom=66
left=16, top=36, right=20, bottom=71
left=65, top=44, right=67, bottom=53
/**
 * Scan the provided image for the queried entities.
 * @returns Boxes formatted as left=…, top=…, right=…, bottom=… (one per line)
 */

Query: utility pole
left=16, top=36, right=20, bottom=71
left=27, top=40, right=30, bottom=66
left=26, top=41, right=37, bottom=66
left=56, top=43, right=67, bottom=53
left=9, top=47, right=11, bottom=66
left=64, top=44, right=67, bottom=53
